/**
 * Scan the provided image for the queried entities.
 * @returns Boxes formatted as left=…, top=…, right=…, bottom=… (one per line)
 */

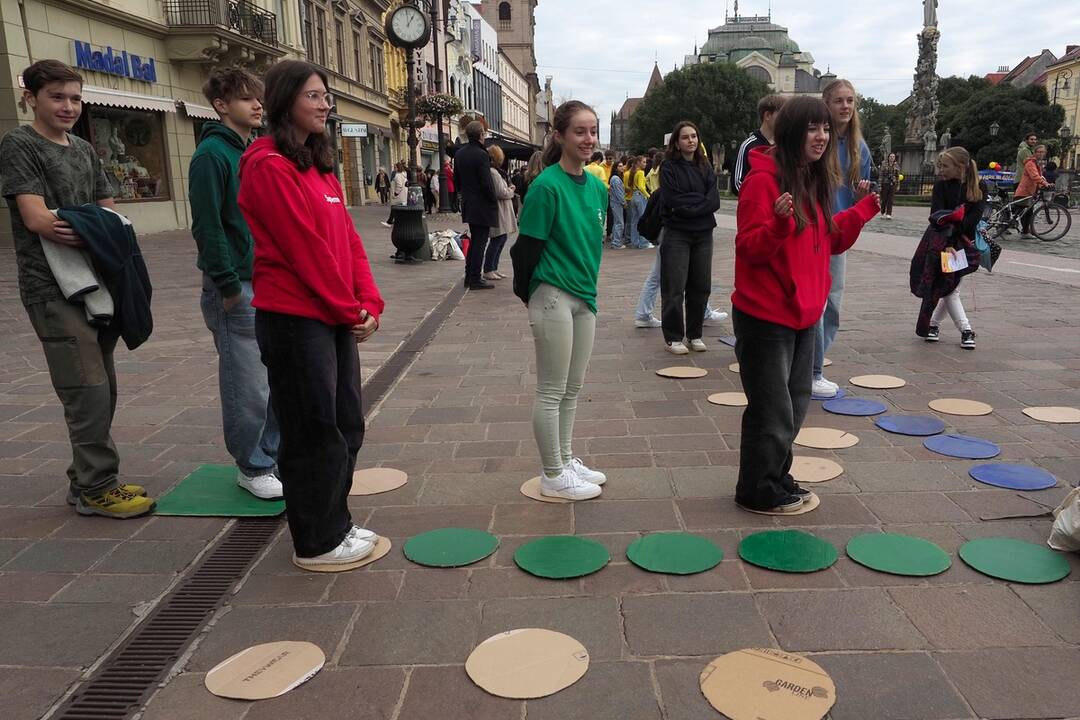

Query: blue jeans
left=484, top=234, right=508, bottom=272
left=813, top=252, right=846, bottom=379
left=609, top=198, right=626, bottom=247
left=628, top=191, right=648, bottom=248
left=200, top=276, right=279, bottom=476
left=636, top=236, right=720, bottom=323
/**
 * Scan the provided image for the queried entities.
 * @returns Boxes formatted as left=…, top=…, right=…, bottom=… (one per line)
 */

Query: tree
left=946, top=83, right=1064, bottom=168
left=859, top=96, right=907, bottom=162
left=627, top=63, right=770, bottom=156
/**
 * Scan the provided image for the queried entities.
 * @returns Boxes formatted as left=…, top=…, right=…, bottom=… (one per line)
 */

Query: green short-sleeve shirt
left=518, top=164, right=607, bottom=313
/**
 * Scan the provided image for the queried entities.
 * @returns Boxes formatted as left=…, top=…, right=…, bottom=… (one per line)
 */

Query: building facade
left=609, top=63, right=662, bottom=154
left=466, top=3, right=500, bottom=132
left=498, top=49, right=530, bottom=143
left=475, top=0, right=541, bottom=144
left=1043, top=46, right=1080, bottom=170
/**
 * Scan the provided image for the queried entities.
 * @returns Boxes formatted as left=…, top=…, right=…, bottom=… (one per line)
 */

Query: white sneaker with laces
left=380, top=221, right=392, bottom=228
left=703, top=309, right=728, bottom=326
left=293, top=532, right=375, bottom=568
left=238, top=470, right=283, bottom=499
left=634, top=316, right=662, bottom=328
left=568, top=457, right=606, bottom=486
left=689, top=339, right=708, bottom=352
left=347, top=525, right=378, bottom=542
left=667, top=341, right=690, bottom=355
left=540, top=467, right=602, bottom=500
left=811, top=377, right=838, bottom=398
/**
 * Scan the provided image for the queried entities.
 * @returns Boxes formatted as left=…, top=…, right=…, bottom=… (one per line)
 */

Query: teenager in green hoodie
left=189, top=67, right=282, bottom=500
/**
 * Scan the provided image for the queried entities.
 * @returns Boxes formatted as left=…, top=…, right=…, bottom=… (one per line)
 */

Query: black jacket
left=453, top=140, right=498, bottom=226
left=733, top=130, right=770, bottom=195
left=56, top=205, right=153, bottom=350
left=932, top=178, right=987, bottom=241
left=660, top=157, right=720, bottom=232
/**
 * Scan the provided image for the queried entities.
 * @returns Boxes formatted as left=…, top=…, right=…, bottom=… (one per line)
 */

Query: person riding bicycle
left=1014, top=144, right=1051, bottom=238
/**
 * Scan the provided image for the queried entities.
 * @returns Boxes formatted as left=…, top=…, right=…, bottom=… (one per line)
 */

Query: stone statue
left=924, top=128, right=938, bottom=153
left=923, top=127, right=939, bottom=170
left=879, top=132, right=892, bottom=159
left=940, top=127, right=951, bottom=149
left=924, top=0, right=937, bottom=28
left=903, top=25, right=940, bottom=147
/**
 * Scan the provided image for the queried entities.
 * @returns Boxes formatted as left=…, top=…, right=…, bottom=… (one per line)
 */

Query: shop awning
left=484, top=134, right=540, bottom=162
left=180, top=101, right=218, bottom=120
left=82, top=86, right=177, bottom=113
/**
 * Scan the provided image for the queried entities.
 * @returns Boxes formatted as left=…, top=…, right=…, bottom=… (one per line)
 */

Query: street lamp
left=1060, top=124, right=1073, bottom=171
left=989, top=121, right=1000, bottom=138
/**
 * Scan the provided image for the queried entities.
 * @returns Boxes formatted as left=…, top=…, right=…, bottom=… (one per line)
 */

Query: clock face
left=391, top=7, right=428, bottom=45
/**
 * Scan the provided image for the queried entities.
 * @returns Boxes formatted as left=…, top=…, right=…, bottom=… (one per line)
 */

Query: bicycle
left=984, top=184, right=1072, bottom=242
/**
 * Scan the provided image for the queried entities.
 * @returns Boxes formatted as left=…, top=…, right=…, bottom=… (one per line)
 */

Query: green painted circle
left=514, top=535, right=610, bottom=579
left=403, top=528, right=499, bottom=567
left=846, top=533, right=951, bottom=577
left=626, top=532, right=723, bottom=575
left=959, top=538, right=1071, bottom=584
left=738, top=530, right=838, bottom=573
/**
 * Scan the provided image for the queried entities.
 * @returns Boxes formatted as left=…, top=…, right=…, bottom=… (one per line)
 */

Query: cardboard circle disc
left=520, top=477, right=573, bottom=504
left=656, top=366, right=708, bottom=379
left=700, top=648, right=836, bottom=720
left=738, top=530, right=838, bottom=573
left=739, top=491, right=820, bottom=516
left=205, top=641, right=325, bottom=700
left=1022, top=406, right=1080, bottom=424
left=923, top=433, right=1000, bottom=460
left=350, top=468, right=408, bottom=496
left=849, top=374, right=906, bottom=389
left=292, top=536, right=392, bottom=573
left=707, top=391, right=747, bottom=407
left=403, top=528, right=499, bottom=567
left=626, top=532, right=724, bottom=575
left=822, top=397, right=888, bottom=417
left=812, top=387, right=847, bottom=401
left=968, top=463, right=1058, bottom=491
left=874, top=415, right=946, bottom=437
left=929, top=398, right=993, bottom=416
left=959, top=538, right=1071, bottom=584
left=728, top=362, right=740, bottom=373
left=790, top=456, right=843, bottom=483
left=514, top=535, right=610, bottom=579
left=846, top=533, right=951, bottom=576
left=466, top=629, right=589, bottom=699
left=794, top=427, right=859, bottom=449
left=719, top=335, right=737, bottom=347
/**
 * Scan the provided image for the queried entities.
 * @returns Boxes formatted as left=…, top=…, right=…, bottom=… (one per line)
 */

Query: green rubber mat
left=738, top=529, right=838, bottom=573
left=846, top=533, right=951, bottom=577
left=959, top=538, right=1071, bottom=584
left=514, top=536, right=610, bottom=579
left=626, top=532, right=723, bottom=575
left=403, top=528, right=499, bottom=567
left=154, top=464, right=285, bottom=517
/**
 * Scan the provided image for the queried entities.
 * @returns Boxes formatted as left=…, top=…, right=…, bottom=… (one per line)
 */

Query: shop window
left=315, top=6, right=327, bottom=65
left=353, top=28, right=363, bottom=80
left=335, top=16, right=345, bottom=71
left=78, top=106, right=170, bottom=202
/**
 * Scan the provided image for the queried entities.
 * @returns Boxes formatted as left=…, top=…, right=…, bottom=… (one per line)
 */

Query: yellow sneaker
left=76, top=486, right=155, bottom=518
left=67, top=483, right=146, bottom=506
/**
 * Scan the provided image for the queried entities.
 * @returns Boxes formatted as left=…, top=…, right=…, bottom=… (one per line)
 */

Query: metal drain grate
left=52, top=517, right=281, bottom=720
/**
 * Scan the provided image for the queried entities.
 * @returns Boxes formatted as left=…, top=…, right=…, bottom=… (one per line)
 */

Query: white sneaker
left=667, top=341, right=690, bottom=355
left=689, top=339, right=708, bottom=352
left=347, top=525, right=378, bottom=543
left=293, top=532, right=375, bottom=568
left=539, top=467, right=602, bottom=500
left=703, top=309, right=728, bottom=326
left=568, top=457, right=606, bottom=486
left=238, top=470, right=283, bottom=500
left=811, top=377, right=838, bottom=398
left=635, top=316, right=662, bottom=328
left=646, top=243, right=657, bottom=248
left=380, top=221, right=392, bottom=228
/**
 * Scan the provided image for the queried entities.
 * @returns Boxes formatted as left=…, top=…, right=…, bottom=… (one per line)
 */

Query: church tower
left=476, top=0, right=537, bottom=77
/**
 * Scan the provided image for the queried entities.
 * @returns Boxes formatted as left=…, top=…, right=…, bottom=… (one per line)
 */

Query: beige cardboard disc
left=794, top=427, right=859, bottom=450
left=700, top=648, right=836, bottom=720
left=466, top=629, right=589, bottom=699
left=291, top=536, right=392, bottom=573
left=520, top=477, right=572, bottom=504
left=708, top=392, right=748, bottom=407
left=350, top=468, right=408, bottom=495
left=849, top=374, right=906, bottom=389
left=929, top=398, right=993, bottom=416
left=823, top=358, right=833, bottom=367
left=740, top=492, right=821, bottom=516
left=205, top=641, right=325, bottom=700
left=656, top=366, right=708, bottom=379
left=790, top=456, right=843, bottom=483
left=728, top=362, right=740, bottom=373
left=1022, top=406, right=1080, bottom=424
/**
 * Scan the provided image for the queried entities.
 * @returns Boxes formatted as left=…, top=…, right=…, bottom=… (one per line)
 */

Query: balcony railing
left=164, top=0, right=279, bottom=47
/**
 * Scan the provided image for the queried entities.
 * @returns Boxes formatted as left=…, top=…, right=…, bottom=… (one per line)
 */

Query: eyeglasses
left=303, top=90, right=334, bottom=106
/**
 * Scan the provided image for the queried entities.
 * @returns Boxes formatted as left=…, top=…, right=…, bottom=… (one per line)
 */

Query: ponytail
left=542, top=100, right=598, bottom=167
left=964, top=159, right=982, bottom=203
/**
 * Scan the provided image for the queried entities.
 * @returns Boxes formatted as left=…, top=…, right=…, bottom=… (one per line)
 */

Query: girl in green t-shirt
left=516, top=100, right=608, bottom=501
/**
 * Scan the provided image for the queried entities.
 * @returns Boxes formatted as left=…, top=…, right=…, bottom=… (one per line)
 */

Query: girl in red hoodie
left=733, top=96, right=878, bottom=513
left=238, top=61, right=385, bottom=569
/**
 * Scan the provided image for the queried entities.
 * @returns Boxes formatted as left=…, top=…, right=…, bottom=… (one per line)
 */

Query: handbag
left=637, top=189, right=664, bottom=242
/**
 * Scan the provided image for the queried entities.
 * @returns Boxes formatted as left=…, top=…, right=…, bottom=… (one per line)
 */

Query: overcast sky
left=533, top=0, right=1080, bottom=143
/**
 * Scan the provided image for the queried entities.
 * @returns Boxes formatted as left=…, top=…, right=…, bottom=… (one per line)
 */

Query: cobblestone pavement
left=2, top=206, right=1079, bottom=720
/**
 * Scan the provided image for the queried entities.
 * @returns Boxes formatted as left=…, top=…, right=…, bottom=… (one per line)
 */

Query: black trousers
left=733, top=308, right=813, bottom=509
left=255, top=310, right=363, bottom=557
left=659, top=227, right=713, bottom=343
left=466, top=224, right=491, bottom=285
left=880, top=184, right=896, bottom=215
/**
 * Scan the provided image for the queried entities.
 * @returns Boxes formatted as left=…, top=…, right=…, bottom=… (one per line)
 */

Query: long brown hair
left=263, top=60, right=334, bottom=173
left=524, top=150, right=543, bottom=183
left=773, top=96, right=841, bottom=233
left=822, top=79, right=864, bottom=190
left=664, top=120, right=709, bottom=171
left=939, top=147, right=982, bottom=203
left=541, top=100, right=598, bottom=167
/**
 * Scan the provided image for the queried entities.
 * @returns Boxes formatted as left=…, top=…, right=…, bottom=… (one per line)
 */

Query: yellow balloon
left=898, top=174, right=905, bottom=181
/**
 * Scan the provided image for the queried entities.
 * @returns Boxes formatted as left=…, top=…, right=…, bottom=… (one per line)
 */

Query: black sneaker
left=925, top=326, right=940, bottom=342
left=737, top=494, right=804, bottom=514
left=960, top=330, right=976, bottom=349
left=791, top=483, right=812, bottom=499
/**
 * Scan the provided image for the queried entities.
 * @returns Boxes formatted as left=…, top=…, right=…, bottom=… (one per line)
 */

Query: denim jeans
left=659, top=227, right=713, bottom=343
left=733, top=308, right=813, bottom=509
left=255, top=310, right=363, bottom=557
left=635, top=252, right=662, bottom=321
left=627, top=191, right=648, bottom=248
left=466, top=223, right=491, bottom=285
left=200, top=276, right=279, bottom=476
left=609, top=198, right=626, bottom=247
left=813, top=252, right=846, bottom=378
left=484, top=233, right=508, bottom=272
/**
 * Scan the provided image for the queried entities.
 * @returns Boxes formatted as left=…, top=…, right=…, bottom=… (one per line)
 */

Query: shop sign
left=471, top=20, right=481, bottom=61
left=74, top=41, right=157, bottom=83
left=340, top=123, right=368, bottom=138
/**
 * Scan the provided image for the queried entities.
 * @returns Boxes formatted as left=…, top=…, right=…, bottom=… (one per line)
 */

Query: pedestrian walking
left=442, top=158, right=457, bottom=211
left=455, top=120, right=499, bottom=290
left=878, top=152, right=899, bottom=218
left=608, top=158, right=627, bottom=248
left=484, top=145, right=516, bottom=281
left=733, top=94, right=785, bottom=196
left=374, top=167, right=390, bottom=204
left=1014, top=144, right=1051, bottom=238
left=381, top=161, right=408, bottom=227
left=428, top=169, right=440, bottom=212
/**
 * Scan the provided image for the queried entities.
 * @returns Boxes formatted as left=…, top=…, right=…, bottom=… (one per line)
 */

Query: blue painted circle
left=969, top=463, right=1058, bottom=491
left=875, top=415, right=947, bottom=437
left=923, top=434, right=1001, bottom=460
left=812, top=387, right=847, bottom=401
left=823, top=397, right=888, bottom=416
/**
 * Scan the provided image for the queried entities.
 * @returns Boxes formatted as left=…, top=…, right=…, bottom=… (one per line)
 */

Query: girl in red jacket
left=733, top=96, right=878, bottom=513
left=238, top=60, right=385, bottom=569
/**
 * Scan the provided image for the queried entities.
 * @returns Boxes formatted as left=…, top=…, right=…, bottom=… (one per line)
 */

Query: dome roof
left=701, top=20, right=802, bottom=57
